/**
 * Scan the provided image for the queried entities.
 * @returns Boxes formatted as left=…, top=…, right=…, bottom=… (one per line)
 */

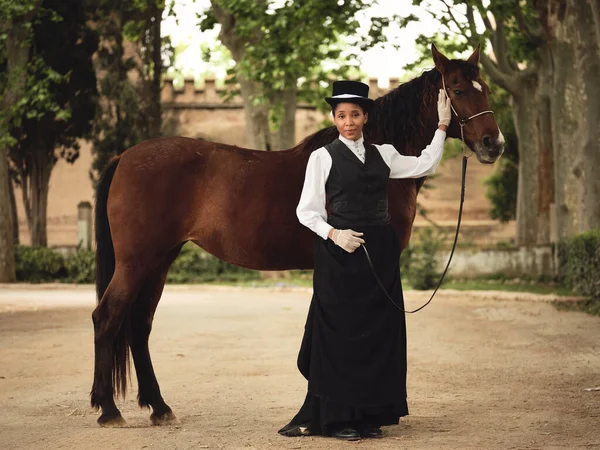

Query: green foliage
left=2, top=0, right=99, bottom=245
left=89, top=0, right=172, bottom=183
left=553, top=298, right=600, bottom=317
left=15, top=245, right=95, bottom=283
left=200, top=0, right=401, bottom=129
left=558, top=230, right=600, bottom=299
left=64, top=248, right=96, bottom=283
left=0, top=0, right=40, bottom=20
left=166, top=243, right=259, bottom=283
left=6, top=0, right=98, bottom=158
left=446, top=278, right=576, bottom=297
left=14, top=243, right=260, bottom=284
left=15, top=245, right=66, bottom=282
left=484, top=149, right=518, bottom=222
left=399, top=243, right=413, bottom=280
left=410, top=0, right=539, bottom=66
left=482, top=68, right=519, bottom=222
left=404, top=227, right=445, bottom=290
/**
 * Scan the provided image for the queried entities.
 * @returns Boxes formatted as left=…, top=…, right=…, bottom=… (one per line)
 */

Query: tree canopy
left=408, top=0, right=600, bottom=245
left=200, top=0, right=409, bottom=149
left=88, top=0, right=173, bottom=183
left=2, top=0, right=98, bottom=246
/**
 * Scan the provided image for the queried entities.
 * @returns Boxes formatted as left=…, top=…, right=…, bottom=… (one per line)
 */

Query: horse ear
left=467, top=44, right=481, bottom=66
left=431, top=43, right=450, bottom=74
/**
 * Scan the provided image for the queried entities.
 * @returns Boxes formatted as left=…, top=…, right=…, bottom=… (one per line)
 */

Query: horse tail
left=94, top=155, right=130, bottom=398
left=95, top=155, right=120, bottom=302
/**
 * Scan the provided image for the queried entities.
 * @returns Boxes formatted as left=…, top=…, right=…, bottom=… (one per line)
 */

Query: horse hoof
left=98, top=413, right=127, bottom=427
left=151, top=410, right=180, bottom=426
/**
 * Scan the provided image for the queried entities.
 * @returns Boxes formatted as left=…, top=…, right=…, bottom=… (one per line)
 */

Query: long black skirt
left=283, top=224, right=408, bottom=435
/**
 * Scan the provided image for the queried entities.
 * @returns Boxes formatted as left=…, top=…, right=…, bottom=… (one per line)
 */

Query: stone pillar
left=183, top=78, right=195, bottom=102
left=77, top=201, right=92, bottom=250
left=388, top=78, right=399, bottom=89
left=368, top=78, right=379, bottom=98
left=205, top=77, right=218, bottom=103
left=161, top=78, right=174, bottom=103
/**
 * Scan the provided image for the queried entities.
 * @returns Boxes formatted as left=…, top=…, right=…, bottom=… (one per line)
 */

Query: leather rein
left=362, top=76, right=494, bottom=314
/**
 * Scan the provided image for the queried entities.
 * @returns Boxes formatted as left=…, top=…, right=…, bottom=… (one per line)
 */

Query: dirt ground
left=0, top=285, right=598, bottom=450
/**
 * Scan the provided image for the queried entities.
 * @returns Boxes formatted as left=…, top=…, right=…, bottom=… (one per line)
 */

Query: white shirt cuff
left=315, top=221, right=333, bottom=240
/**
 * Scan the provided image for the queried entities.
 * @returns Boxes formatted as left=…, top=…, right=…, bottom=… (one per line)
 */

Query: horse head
left=432, top=44, right=505, bottom=164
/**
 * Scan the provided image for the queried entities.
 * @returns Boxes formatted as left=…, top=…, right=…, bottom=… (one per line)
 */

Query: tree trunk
left=274, top=86, right=297, bottom=150
left=239, top=77, right=273, bottom=150
left=478, top=50, right=553, bottom=246
left=547, top=0, right=600, bottom=239
left=212, top=1, right=290, bottom=151
left=8, top=179, right=19, bottom=245
left=21, top=148, right=54, bottom=247
left=587, top=0, right=600, bottom=48
left=0, top=2, right=41, bottom=281
left=30, top=151, right=53, bottom=247
left=148, top=2, right=163, bottom=138
left=535, top=49, right=555, bottom=244
left=0, top=154, right=16, bottom=281
left=573, top=0, right=600, bottom=232
left=512, top=73, right=550, bottom=246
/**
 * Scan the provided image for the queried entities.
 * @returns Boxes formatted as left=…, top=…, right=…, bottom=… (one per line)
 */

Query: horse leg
left=130, top=246, right=182, bottom=425
left=91, top=265, right=144, bottom=427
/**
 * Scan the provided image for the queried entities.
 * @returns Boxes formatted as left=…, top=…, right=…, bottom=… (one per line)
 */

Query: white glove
left=331, top=229, right=365, bottom=253
left=437, top=89, right=452, bottom=127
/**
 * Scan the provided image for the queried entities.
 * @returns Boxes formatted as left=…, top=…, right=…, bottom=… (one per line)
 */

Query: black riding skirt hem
left=285, top=224, right=409, bottom=436
left=283, top=391, right=408, bottom=435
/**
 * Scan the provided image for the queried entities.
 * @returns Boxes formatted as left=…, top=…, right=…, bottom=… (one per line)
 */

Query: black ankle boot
left=357, top=423, right=383, bottom=439
left=330, top=423, right=361, bottom=441
left=278, top=422, right=311, bottom=437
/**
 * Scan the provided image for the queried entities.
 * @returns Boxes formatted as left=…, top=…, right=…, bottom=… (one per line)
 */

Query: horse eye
left=454, top=89, right=463, bottom=96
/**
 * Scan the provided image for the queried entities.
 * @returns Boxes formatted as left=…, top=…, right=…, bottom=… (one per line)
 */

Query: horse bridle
left=441, top=75, right=495, bottom=157
left=362, top=75, right=495, bottom=314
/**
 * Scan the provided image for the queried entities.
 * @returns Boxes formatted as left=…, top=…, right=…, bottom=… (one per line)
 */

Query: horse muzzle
left=473, top=131, right=505, bottom=164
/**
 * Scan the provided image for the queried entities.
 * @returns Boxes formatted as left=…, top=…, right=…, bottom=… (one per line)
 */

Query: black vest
left=325, top=139, right=391, bottom=229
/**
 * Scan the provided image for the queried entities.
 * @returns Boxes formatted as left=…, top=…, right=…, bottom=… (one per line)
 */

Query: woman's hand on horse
left=331, top=229, right=365, bottom=253
left=437, top=89, right=452, bottom=127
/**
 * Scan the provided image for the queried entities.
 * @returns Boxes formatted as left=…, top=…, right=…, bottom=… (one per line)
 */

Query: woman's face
left=333, top=102, right=368, bottom=141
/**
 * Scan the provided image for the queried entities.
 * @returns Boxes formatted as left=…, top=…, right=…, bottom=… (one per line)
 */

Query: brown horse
left=90, top=44, right=504, bottom=426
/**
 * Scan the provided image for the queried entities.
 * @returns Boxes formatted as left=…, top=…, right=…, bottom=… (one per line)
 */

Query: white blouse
left=296, top=129, right=447, bottom=240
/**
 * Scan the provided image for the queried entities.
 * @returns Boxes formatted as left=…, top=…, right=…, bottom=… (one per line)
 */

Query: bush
left=167, top=243, right=259, bottom=283
left=484, top=154, right=518, bottom=223
left=406, top=227, right=445, bottom=290
left=399, top=244, right=413, bottom=279
left=13, top=242, right=259, bottom=285
left=15, top=245, right=67, bottom=282
left=484, top=79, right=519, bottom=223
left=558, top=229, right=600, bottom=299
left=64, top=249, right=96, bottom=283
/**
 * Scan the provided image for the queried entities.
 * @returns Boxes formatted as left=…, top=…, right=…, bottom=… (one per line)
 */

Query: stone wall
left=439, top=246, right=555, bottom=278
left=159, top=77, right=399, bottom=146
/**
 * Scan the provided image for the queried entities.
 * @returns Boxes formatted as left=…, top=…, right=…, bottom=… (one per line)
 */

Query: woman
left=278, top=80, right=452, bottom=441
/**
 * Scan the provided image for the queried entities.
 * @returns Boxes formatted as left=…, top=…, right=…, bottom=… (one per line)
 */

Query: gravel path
left=0, top=285, right=598, bottom=449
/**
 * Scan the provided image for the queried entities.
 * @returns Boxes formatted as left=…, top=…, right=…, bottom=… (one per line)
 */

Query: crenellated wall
left=160, top=77, right=401, bottom=147
left=160, top=77, right=400, bottom=107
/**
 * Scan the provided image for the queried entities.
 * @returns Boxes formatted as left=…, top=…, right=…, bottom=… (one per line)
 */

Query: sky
left=161, top=0, right=446, bottom=86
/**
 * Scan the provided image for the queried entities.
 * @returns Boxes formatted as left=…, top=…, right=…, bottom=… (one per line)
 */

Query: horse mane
left=295, top=61, right=479, bottom=157
left=365, top=68, right=441, bottom=156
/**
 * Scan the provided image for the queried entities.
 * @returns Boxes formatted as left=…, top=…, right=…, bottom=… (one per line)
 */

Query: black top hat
left=325, top=80, right=375, bottom=113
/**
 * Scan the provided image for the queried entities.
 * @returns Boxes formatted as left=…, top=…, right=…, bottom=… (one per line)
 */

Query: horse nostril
left=489, top=148, right=500, bottom=158
left=483, top=135, right=492, bottom=148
